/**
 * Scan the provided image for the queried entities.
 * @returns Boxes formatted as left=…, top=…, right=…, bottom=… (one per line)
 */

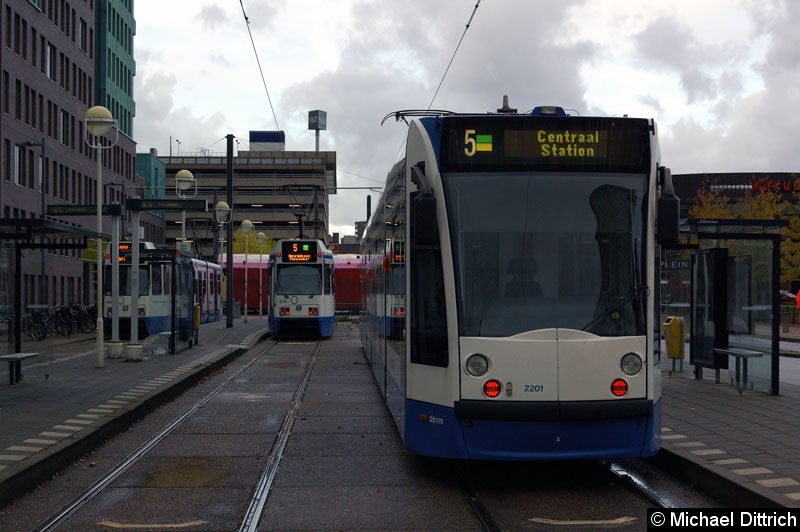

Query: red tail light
left=483, top=379, right=502, bottom=398
left=611, top=378, right=628, bottom=397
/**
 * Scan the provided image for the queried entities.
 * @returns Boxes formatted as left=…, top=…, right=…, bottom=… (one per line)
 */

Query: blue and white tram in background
left=103, top=242, right=223, bottom=339
left=361, top=101, right=680, bottom=460
left=364, top=239, right=405, bottom=340
left=267, top=239, right=335, bottom=338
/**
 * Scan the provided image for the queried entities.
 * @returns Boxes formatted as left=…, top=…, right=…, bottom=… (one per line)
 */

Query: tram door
left=690, top=248, right=729, bottom=372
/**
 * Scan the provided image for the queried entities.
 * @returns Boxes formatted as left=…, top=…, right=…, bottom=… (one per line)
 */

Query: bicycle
left=3, top=313, right=47, bottom=341
left=44, top=305, right=72, bottom=338
left=69, top=302, right=96, bottom=334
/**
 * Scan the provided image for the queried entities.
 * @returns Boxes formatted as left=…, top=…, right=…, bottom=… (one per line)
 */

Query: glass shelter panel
left=726, top=239, right=774, bottom=394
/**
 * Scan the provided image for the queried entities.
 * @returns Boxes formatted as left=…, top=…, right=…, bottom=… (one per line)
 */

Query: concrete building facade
left=160, top=134, right=337, bottom=260
left=1, top=0, right=155, bottom=310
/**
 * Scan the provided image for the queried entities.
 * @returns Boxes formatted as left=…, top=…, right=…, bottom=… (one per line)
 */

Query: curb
left=0, top=343, right=251, bottom=509
left=649, top=449, right=790, bottom=508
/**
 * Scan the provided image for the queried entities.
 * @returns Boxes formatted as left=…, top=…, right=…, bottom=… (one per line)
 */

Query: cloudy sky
left=133, top=0, right=797, bottom=237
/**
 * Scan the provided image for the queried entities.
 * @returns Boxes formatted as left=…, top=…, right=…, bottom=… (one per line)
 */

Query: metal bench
left=0, top=352, right=39, bottom=384
left=713, top=347, right=764, bottom=395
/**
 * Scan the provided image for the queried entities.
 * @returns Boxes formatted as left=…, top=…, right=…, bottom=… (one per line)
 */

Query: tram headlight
left=465, top=354, right=489, bottom=376
left=620, top=352, right=643, bottom=375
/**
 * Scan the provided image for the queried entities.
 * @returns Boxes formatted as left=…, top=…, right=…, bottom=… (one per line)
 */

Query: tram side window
left=324, top=262, right=333, bottom=295
left=410, top=193, right=448, bottom=367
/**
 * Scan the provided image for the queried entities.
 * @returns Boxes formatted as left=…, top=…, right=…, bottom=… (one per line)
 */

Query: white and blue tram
left=267, top=239, right=335, bottom=338
left=361, top=102, right=680, bottom=460
left=103, top=243, right=223, bottom=338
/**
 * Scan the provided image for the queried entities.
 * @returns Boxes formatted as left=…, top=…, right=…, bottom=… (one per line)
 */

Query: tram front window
left=276, top=265, right=322, bottom=295
left=444, top=172, right=646, bottom=338
left=388, top=266, right=405, bottom=295
left=103, top=265, right=150, bottom=296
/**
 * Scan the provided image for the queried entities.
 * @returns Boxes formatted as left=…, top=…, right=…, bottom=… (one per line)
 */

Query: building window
left=14, top=145, right=22, bottom=185
left=79, top=18, right=86, bottom=52
left=4, top=6, right=11, bottom=49
left=46, top=43, right=56, bottom=80
left=3, top=140, right=11, bottom=182
left=60, top=109, right=68, bottom=144
left=2, top=70, right=9, bottom=114
left=15, top=79, right=21, bottom=120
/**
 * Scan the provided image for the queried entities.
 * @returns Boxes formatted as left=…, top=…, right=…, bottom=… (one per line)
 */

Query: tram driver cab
left=505, top=258, right=542, bottom=297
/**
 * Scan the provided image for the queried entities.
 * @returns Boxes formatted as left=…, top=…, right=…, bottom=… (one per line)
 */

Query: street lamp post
left=256, top=232, right=267, bottom=318
left=240, top=219, right=253, bottom=323
left=85, top=105, right=118, bottom=368
left=214, top=202, right=231, bottom=328
left=175, top=169, right=197, bottom=253
left=17, top=138, right=47, bottom=306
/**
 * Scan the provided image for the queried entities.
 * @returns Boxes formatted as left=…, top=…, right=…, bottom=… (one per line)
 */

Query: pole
left=259, top=249, right=263, bottom=317
left=40, top=138, right=48, bottom=307
left=96, top=145, right=104, bottom=368
left=131, top=211, right=140, bottom=345
left=313, top=188, right=319, bottom=240
left=219, top=222, right=225, bottom=330
left=226, top=134, right=234, bottom=327
left=111, top=216, right=120, bottom=343
left=244, top=238, right=248, bottom=323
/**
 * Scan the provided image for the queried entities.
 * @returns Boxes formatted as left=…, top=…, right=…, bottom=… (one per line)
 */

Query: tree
left=232, top=228, right=275, bottom=255
left=687, top=175, right=800, bottom=283
left=688, top=180, right=733, bottom=219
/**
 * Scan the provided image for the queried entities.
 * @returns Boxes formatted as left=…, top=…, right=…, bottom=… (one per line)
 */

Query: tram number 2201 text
left=524, top=384, right=544, bottom=393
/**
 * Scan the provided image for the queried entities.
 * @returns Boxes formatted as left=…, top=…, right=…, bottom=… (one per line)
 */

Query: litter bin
left=663, top=316, right=685, bottom=373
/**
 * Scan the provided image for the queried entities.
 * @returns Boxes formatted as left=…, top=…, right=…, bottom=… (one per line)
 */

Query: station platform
left=1, top=319, right=799, bottom=510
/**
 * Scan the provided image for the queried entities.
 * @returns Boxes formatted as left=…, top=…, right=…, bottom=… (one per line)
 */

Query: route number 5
left=464, top=130, right=476, bottom=157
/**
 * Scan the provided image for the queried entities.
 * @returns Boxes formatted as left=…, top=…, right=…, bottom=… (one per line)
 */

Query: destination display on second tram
left=281, top=240, right=318, bottom=262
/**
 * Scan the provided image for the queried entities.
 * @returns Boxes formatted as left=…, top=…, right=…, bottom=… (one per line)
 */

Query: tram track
left=448, top=457, right=719, bottom=531
left=30, top=339, right=321, bottom=532
left=239, top=340, right=320, bottom=532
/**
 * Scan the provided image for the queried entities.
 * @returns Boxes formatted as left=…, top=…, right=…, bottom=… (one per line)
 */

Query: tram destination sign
left=281, top=240, right=318, bottom=262
left=47, top=204, right=122, bottom=216
left=441, top=116, right=651, bottom=173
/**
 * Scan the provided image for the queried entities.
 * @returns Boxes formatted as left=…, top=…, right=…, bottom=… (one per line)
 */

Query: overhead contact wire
left=427, top=0, right=482, bottom=111
left=239, top=0, right=280, bottom=130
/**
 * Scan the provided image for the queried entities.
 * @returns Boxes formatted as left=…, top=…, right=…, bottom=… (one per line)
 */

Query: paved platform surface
left=1, top=318, right=800, bottom=509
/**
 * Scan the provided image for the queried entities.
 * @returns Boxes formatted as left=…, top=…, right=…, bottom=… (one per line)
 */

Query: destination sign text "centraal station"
left=536, top=130, right=601, bottom=157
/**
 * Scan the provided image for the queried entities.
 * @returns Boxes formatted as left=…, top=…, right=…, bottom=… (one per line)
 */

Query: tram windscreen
left=388, top=266, right=405, bottom=295
left=275, top=264, right=322, bottom=295
left=103, top=264, right=150, bottom=296
left=444, top=172, right=646, bottom=337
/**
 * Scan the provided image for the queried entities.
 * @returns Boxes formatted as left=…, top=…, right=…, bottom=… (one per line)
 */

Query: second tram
left=361, top=101, right=680, bottom=460
left=103, top=243, right=223, bottom=338
left=267, top=239, right=335, bottom=338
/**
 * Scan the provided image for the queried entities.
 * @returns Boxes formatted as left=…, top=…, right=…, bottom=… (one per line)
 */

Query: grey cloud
left=134, top=72, right=229, bottom=157
left=633, top=15, right=751, bottom=104
left=273, top=0, right=592, bottom=231
left=193, top=4, right=230, bottom=31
